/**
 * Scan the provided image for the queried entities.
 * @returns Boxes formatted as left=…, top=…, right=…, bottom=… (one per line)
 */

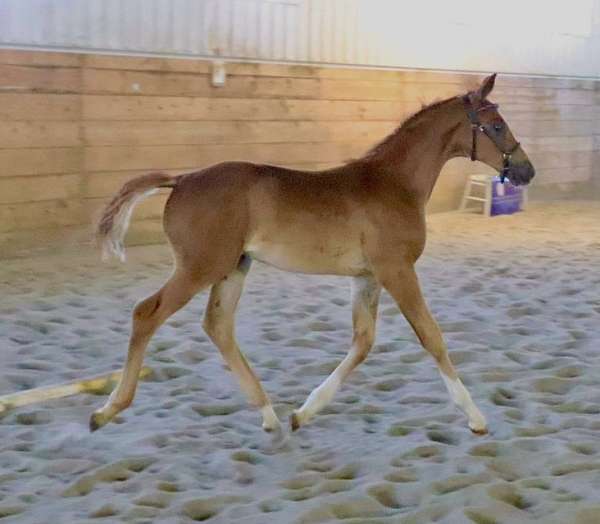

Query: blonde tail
left=96, top=172, right=177, bottom=261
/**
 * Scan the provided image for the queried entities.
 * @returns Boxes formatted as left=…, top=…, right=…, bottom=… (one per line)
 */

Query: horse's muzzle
left=507, top=162, right=535, bottom=186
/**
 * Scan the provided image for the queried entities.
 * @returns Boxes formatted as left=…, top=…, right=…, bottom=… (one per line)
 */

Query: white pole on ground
left=0, top=367, right=152, bottom=416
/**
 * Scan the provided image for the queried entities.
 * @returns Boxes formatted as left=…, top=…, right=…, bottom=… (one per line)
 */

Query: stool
left=459, top=174, right=494, bottom=216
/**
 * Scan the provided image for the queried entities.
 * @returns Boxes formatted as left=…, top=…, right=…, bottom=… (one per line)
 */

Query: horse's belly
left=245, top=239, right=368, bottom=276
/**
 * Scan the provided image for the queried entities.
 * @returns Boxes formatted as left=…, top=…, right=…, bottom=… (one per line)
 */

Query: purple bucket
left=491, top=177, right=523, bottom=216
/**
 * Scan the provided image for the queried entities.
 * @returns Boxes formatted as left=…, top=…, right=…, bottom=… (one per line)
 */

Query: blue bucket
left=491, top=177, right=523, bottom=216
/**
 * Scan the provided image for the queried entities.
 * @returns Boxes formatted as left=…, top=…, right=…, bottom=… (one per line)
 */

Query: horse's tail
left=96, top=171, right=179, bottom=262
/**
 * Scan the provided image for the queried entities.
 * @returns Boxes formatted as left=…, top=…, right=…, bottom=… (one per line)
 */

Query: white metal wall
left=1, top=0, right=600, bottom=77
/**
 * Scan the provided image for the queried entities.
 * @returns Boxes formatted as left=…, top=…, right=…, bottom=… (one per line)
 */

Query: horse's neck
left=372, top=101, right=464, bottom=202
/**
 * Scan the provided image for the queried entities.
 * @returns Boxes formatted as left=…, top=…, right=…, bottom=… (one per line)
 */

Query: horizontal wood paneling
left=0, top=122, right=81, bottom=148
left=0, top=49, right=80, bottom=67
left=0, top=94, right=80, bottom=120
left=0, top=148, right=82, bottom=177
left=0, top=64, right=80, bottom=93
left=83, top=142, right=362, bottom=172
left=0, top=174, right=82, bottom=204
left=81, top=120, right=396, bottom=147
left=0, top=199, right=85, bottom=233
left=1, top=49, right=599, bottom=256
left=82, top=96, right=416, bottom=122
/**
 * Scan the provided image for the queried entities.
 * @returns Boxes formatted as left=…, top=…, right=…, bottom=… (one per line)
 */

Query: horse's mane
left=361, top=95, right=460, bottom=161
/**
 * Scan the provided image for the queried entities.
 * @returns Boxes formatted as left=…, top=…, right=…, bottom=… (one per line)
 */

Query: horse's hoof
left=262, top=422, right=281, bottom=433
left=290, top=412, right=301, bottom=432
left=470, top=425, right=488, bottom=436
left=89, top=412, right=107, bottom=432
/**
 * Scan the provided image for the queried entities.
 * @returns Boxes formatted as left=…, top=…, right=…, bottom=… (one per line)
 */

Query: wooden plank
left=0, top=174, right=82, bottom=204
left=81, top=120, right=396, bottom=147
left=80, top=66, right=599, bottom=104
left=492, top=87, right=596, bottom=106
left=85, top=162, right=340, bottom=199
left=528, top=150, right=596, bottom=169
left=81, top=68, right=323, bottom=98
left=82, top=95, right=416, bottom=122
left=521, top=136, right=594, bottom=152
left=81, top=68, right=212, bottom=96
left=321, top=79, right=464, bottom=102
left=320, top=80, right=598, bottom=104
left=0, top=94, right=80, bottom=120
left=82, top=136, right=597, bottom=174
left=0, top=199, right=86, bottom=233
left=82, top=54, right=210, bottom=74
left=0, top=148, right=83, bottom=177
left=79, top=55, right=597, bottom=91
left=0, top=224, right=90, bottom=258
left=510, top=119, right=598, bottom=138
left=0, top=49, right=80, bottom=67
left=534, top=166, right=592, bottom=184
left=0, top=64, right=80, bottom=93
left=180, top=101, right=600, bottom=125
left=320, top=69, right=597, bottom=90
left=501, top=104, right=600, bottom=121
left=0, top=122, right=81, bottom=148
left=84, top=142, right=367, bottom=172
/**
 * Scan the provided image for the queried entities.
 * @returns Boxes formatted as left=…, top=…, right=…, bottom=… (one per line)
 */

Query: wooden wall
left=1, top=50, right=599, bottom=257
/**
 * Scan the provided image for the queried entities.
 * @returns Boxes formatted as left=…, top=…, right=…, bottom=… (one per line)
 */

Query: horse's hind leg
left=291, top=275, right=381, bottom=430
left=90, top=269, right=206, bottom=431
left=203, top=256, right=281, bottom=432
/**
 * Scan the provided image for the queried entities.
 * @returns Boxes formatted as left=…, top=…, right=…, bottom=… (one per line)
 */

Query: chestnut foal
left=90, top=74, right=534, bottom=435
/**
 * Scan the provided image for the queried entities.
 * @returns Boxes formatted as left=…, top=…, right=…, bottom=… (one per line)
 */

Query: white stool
left=459, top=174, right=494, bottom=216
left=459, top=174, right=528, bottom=216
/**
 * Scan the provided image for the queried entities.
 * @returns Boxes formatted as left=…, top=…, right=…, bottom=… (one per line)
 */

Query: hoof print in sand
left=193, top=404, right=242, bottom=417
left=181, top=495, right=250, bottom=522
left=432, top=473, right=490, bottom=495
left=62, top=457, right=155, bottom=497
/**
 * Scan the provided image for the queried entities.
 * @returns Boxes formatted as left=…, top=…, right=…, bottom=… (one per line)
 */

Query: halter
left=462, top=95, right=520, bottom=183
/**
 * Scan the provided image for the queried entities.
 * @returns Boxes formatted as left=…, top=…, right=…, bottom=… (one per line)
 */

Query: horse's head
left=460, top=74, right=535, bottom=186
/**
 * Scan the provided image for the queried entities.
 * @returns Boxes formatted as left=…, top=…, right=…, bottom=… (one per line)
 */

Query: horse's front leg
left=375, top=261, right=487, bottom=434
left=291, top=275, right=381, bottom=430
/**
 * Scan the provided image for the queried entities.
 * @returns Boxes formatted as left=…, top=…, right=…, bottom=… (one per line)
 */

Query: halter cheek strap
left=462, top=95, right=520, bottom=183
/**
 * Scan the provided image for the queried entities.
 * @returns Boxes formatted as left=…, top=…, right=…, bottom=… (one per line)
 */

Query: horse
left=90, top=73, right=534, bottom=435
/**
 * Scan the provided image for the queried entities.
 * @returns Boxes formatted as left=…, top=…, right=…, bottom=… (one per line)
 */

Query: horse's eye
left=493, top=123, right=504, bottom=132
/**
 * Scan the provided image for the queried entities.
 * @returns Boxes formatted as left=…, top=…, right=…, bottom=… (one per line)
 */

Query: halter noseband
left=462, top=95, right=520, bottom=183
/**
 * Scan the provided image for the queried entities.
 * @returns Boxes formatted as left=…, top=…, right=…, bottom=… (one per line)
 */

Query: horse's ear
left=478, top=73, right=497, bottom=100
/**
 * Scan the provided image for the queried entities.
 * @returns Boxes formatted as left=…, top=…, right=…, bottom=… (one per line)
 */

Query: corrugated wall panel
left=0, top=0, right=599, bottom=77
